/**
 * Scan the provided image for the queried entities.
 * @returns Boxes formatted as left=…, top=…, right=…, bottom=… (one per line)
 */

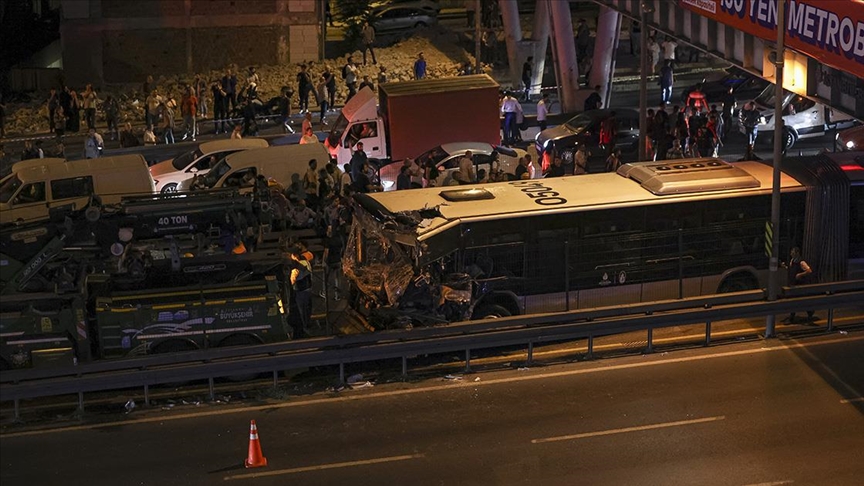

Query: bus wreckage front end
left=342, top=200, right=475, bottom=330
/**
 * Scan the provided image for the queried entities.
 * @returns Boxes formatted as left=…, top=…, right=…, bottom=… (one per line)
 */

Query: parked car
left=370, top=0, right=440, bottom=15
left=535, top=108, right=641, bottom=171
left=371, top=5, right=438, bottom=33
left=742, top=84, right=857, bottom=149
left=836, top=125, right=864, bottom=152
left=148, top=138, right=269, bottom=193
left=680, top=67, right=770, bottom=109
left=378, top=142, right=531, bottom=190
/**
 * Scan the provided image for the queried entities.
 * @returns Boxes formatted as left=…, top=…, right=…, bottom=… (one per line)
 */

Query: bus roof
left=356, top=160, right=805, bottom=241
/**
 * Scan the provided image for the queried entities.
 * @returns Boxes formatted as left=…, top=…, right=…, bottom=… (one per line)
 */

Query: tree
left=334, top=0, right=373, bottom=47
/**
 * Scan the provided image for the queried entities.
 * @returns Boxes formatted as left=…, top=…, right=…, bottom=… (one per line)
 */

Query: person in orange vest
left=686, top=83, right=708, bottom=112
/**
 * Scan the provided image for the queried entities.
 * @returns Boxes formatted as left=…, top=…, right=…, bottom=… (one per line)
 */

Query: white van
left=177, top=143, right=330, bottom=191
left=0, top=154, right=154, bottom=225
left=744, top=85, right=856, bottom=149
left=148, top=138, right=269, bottom=193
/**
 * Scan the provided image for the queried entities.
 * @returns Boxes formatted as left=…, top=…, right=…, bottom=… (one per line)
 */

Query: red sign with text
left=680, top=0, right=864, bottom=79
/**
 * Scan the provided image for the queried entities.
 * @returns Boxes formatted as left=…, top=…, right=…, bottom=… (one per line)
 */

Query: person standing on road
left=362, top=21, right=377, bottom=65
left=500, top=91, right=519, bottom=145
left=662, top=38, right=678, bottom=69
left=67, top=90, right=81, bottom=132
left=659, top=60, right=674, bottom=105
left=721, top=87, right=735, bottom=142
left=324, top=67, right=337, bottom=109
left=180, top=86, right=198, bottom=141
left=648, top=36, right=661, bottom=74
left=783, top=247, right=816, bottom=323
left=81, top=84, right=98, bottom=130
left=83, top=128, right=104, bottom=159
left=576, top=19, right=591, bottom=61
left=317, top=75, right=329, bottom=126
left=221, top=68, right=238, bottom=115
left=103, top=95, right=119, bottom=141
left=536, top=92, right=549, bottom=131
left=120, top=122, right=139, bottom=148
left=686, top=83, right=708, bottom=112
left=350, top=142, right=367, bottom=182
left=159, top=102, right=175, bottom=144
left=456, top=150, right=476, bottom=184
left=47, top=88, right=59, bottom=132
left=288, top=245, right=313, bottom=339
left=740, top=101, right=761, bottom=160
left=629, top=20, right=641, bottom=56
left=344, top=57, right=359, bottom=101
left=278, top=86, right=293, bottom=134
left=521, top=56, right=533, bottom=101
left=413, top=52, right=427, bottom=80
left=584, top=85, right=602, bottom=112
left=212, top=80, right=227, bottom=134
left=297, top=64, right=313, bottom=114
left=377, top=65, right=387, bottom=85
left=146, top=89, right=162, bottom=129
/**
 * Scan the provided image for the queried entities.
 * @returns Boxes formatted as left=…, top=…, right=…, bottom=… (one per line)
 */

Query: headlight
left=382, top=180, right=394, bottom=189
left=759, top=116, right=767, bottom=124
left=542, top=139, right=551, bottom=150
left=846, top=140, right=855, bottom=149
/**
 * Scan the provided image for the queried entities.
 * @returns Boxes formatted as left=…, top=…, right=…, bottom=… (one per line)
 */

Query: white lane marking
left=3, top=335, right=861, bottom=439
left=531, top=416, right=726, bottom=444
left=840, top=397, right=863, bottom=404
left=741, top=481, right=794, bottom=486
left=223, top=454, right=424, bottom=480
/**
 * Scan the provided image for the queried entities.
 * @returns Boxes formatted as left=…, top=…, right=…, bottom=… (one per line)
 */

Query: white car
left=379, top=142, right=533, bottom=191
left=148, top=138, right=269, bottom=193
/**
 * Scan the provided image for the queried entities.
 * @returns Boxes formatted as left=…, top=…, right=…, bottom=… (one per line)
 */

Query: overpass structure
left=594, top=0, right=864, bottom=119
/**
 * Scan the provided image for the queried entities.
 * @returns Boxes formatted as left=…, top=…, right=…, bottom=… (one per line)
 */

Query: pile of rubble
left=3, top=28, right=482, bottom=137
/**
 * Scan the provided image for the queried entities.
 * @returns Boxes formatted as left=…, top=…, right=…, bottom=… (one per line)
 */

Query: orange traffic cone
left=244, top=420, right=268, bottom=468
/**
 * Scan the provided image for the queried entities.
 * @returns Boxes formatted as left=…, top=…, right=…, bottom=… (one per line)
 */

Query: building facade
left=60, top=0, right=321, bottom=85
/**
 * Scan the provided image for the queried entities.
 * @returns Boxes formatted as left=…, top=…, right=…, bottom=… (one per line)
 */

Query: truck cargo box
left=379, top=74, right=501, bottom=162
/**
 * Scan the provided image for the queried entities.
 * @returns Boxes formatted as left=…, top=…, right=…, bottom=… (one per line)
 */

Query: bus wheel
left=150, top=340, right=199, bottom=386
left=218, top=334, right=264, bottom=382
left=474, top=305, right=512, bottom=319
left=718, top=274, right=758, bottom=293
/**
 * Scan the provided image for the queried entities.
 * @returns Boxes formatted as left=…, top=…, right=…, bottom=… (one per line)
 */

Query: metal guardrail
left=1, top=282, right=862, bottom=413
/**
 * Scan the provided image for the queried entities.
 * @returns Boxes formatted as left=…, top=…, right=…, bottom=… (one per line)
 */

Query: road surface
left=2, top=332, right=862, bottom=486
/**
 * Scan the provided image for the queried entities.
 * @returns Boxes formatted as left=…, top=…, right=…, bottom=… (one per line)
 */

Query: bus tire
left=218, top=334, right=264, bottom=382
left=473, top=304, right=511, bottom=319
left=717, top=273, right=759, bottom=293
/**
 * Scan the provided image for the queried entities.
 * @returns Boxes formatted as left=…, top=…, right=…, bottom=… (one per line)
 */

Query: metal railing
left=1, top=281, right=862, bottom=418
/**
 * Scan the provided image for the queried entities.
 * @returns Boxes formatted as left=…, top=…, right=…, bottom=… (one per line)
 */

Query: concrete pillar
left=499, top=0, right=522, bottom=90
left=589, top=6, right=621, bottom=108
left=548, top=0, right=580, bottom=113
left=530, top=0, right=550, bottom=98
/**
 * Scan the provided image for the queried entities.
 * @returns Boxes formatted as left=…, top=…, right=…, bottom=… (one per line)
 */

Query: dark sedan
left=535, top=108, right=641, bottom=171
left=680, top=67, right=770, bottom=109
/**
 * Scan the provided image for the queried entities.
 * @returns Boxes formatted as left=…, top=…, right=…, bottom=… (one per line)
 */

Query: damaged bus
left=343, top=154, right=863, bottom=329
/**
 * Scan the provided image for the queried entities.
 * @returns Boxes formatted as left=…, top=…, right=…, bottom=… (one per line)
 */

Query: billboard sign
left=680, top=0, right=864, bottom=80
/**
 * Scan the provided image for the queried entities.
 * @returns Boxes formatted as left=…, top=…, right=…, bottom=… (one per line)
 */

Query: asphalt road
left=2, top=332, right=862, bottom=486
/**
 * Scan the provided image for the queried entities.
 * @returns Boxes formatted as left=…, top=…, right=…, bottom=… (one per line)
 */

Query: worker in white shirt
left=501, top=91, right=520, bottom=145
left=536, top=92, right=549, bottom=131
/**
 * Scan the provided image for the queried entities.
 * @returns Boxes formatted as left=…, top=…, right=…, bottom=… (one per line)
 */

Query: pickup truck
left=324, top=74, right=502, bottom=168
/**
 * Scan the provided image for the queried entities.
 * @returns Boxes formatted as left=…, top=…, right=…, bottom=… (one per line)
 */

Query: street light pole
left=638, top=2, right=652, bottom=161
left=766, top=0, right=786, bottom=339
